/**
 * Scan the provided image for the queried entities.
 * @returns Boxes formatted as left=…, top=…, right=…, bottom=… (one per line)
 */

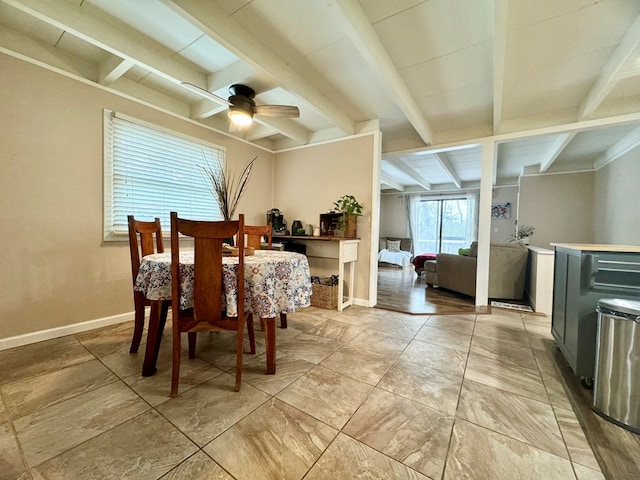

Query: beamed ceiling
left=1, top=0, right=640, bottom=192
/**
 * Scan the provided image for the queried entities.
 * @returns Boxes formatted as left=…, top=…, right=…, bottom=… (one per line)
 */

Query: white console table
left=279, top=236, right=359, bottom=311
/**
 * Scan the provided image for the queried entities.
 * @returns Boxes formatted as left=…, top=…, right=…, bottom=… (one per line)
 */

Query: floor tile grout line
left=460, top=312, right=579, bottom=466
left=4, top=306, right=588, bottom=479
left=0, top=386, right=33, bottom=478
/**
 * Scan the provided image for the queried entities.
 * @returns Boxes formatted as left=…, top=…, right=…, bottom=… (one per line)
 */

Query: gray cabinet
left=551, top=245, right=640, bottom=381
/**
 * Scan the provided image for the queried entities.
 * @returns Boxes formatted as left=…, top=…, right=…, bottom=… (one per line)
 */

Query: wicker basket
left=311, top=282, right=339, bottom=310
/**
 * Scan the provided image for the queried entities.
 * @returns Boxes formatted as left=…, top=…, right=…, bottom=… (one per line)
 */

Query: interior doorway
left=375, top=264, right=481, bottom=315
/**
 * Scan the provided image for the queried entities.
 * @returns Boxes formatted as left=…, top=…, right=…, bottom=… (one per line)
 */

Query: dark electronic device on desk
left=267, top=208, right=288, bottom=235
left=291, top=220, right=305, bottom=236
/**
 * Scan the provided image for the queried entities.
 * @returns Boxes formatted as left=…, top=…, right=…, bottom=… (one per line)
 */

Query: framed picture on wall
left=492, top=202, right=511, bottom=219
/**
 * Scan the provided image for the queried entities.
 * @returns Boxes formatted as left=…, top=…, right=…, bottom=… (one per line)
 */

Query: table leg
left=142, top=300, right=168, bottom=377
left=261, top=317, right=277, bottom=374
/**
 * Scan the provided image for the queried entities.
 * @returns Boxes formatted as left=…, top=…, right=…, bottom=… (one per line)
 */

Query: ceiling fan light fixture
left=228, top=107, right=253, bottom=126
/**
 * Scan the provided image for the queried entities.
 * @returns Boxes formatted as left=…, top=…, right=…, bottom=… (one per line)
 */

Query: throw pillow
left=379, top=238, right=387, bottom=251
left=467, top=241, right=478, bottom=257
left=458, top=248, right=470, bottom=256
left=387, top=240, right=401, bottom=252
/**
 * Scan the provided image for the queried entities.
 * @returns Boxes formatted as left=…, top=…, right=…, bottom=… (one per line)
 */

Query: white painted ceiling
left=2, top=0, right=640, bottom=192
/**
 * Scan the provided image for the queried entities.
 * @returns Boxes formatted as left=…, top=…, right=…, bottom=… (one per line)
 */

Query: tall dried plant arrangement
left=200, top=154, right=256, bottom=220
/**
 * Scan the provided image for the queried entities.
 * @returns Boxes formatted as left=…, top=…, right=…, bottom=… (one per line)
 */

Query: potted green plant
left=510, top=224, right=535, bottom=244
left=333, top=195, right=364, bottom=238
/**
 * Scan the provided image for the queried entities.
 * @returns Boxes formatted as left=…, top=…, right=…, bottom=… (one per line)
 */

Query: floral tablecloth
left=134, top=250, right=312, bottom=318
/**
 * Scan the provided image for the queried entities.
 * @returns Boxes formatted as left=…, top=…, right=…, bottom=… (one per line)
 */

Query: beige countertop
left=527, top=246, right=554, bottom=254
left=550, top=243, right=640, bottom=253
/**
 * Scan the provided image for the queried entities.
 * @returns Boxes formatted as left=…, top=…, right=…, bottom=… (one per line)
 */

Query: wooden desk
left=279, top=236, right=359, bottom=311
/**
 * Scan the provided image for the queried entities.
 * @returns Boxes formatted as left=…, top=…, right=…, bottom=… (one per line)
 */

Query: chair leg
left=150, top=301, right=169, bottom=368
left=279, top=313, right=287, bottom=329
left=129, top=293, right=146, bottom=353
left=142, top=300, right=166, bottom=377
left=235, top=327, right=243, bottom=392
left=187, top=332, right=197, bottom=359
left=170, top=322, right=181, bottom=398
left=246, top=313, right=256, bottom=354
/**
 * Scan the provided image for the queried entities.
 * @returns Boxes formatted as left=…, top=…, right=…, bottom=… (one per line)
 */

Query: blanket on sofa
left=412, top=253, right=437, bottom=271
left=378, top=249, right=413, bottom=268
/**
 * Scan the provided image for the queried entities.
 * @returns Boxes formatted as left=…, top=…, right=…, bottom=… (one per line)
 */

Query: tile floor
left=0, top=306, right=606, bottom=480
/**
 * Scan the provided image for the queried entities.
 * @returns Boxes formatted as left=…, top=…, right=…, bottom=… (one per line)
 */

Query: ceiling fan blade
left=255, top=104, right=300, bottom=118
left=180, top=82, right=231, bottom=106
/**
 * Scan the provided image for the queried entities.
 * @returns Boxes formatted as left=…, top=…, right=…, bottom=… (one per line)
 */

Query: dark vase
left=291, top=220, right=303, bottom=235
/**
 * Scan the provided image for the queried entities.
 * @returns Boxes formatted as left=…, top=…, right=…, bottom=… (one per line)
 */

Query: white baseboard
left=0, top=312, right=135, bottom=352
left=353, top=298, right=373, bottom=308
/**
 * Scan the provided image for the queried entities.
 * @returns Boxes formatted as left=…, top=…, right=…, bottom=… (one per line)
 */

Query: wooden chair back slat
left=169, top=212, right=251, bottom=396
left=245, top=224, right=272, bottom=250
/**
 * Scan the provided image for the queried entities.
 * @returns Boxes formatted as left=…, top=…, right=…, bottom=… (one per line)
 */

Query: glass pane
left=108, top=115, right=224, bottom=235
left=413, top=197, right=473, bottom=254
left=441, top=199, right=470, bottom=253
left=415, top=200, right=440, bottom=254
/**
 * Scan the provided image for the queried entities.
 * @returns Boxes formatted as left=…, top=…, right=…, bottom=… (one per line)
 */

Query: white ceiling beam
left=578, top=13, right=640, bottom=119
left=380, top=173, right=405, bottom=192
left=432, top=153, right=462, bottom=189
left=109, top=76, right=191, bottom=116
left=4, top=0, right=206, bottom=88
left=244, top=124, right=278, bottom=142
left=190, top=99, right=226, bottom=120
left=98, top=56, right=134, bottom=85
left=334, top=0, right=434, bottom=145
left=594, top=125, right=640, bottom=170
left=539, top=132, right=575, bottom=172
left=253, top=116, right=310, bottom=145
left=617, top=52, right=640, bottom=79
left=492, top=0, right=507, bottom=134
left=164, top=0, right=355, bottom=136
left=206, top=61, right=258, bottom=93
left=387, top=159, right=432, bottom=191
left=5, top=0, right=306, bottom=142
left=0, top=23, right=96, bottom=79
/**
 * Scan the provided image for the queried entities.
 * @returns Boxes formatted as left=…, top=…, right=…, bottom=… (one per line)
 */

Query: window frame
left=103, top=110, right=224, bottom=241
left=413, top=194, right=476, bottom=254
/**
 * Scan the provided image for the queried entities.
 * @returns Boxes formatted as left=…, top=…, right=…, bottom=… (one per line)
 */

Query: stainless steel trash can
left=593, top=298, right=640, bottom=434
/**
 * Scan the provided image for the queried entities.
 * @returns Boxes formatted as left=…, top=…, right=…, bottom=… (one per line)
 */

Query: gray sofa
left=435, top=241, right=529, bottom=299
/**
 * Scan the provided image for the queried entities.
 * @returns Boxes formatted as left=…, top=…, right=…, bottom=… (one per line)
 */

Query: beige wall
left=593, top=148, right=640, bottom=244
left=6, top=46, right=635, bottom=343
left=0, top=53, right=273, bottom=340
left=274, top=135, right=376, bottom=302
left=491, top=186, right=518, bottom=243
left=379, top=194, right=408, bottom=238
left=518, top=171, right=595, bottom=248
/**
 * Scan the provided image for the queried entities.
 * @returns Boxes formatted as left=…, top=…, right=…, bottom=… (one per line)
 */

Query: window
left=410, top=195, right=477, bottom=254
left=103, top=111, right=224, bottom=240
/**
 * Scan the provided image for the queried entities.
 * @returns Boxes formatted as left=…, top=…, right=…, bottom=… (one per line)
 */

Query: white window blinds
left=104, top=111, right=224, bottom=239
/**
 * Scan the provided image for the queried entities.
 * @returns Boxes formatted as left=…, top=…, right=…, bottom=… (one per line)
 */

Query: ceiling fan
left=181, top=82, right=300, bottom=127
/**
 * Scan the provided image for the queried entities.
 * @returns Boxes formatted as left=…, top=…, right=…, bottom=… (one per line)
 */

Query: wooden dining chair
left=244, top=223, right=288, bottom=329
left=170, top=212, right=255, bottom=396
left=245, top=224, right=272, bottom=250
left=127, top=215, right=169, bottom=355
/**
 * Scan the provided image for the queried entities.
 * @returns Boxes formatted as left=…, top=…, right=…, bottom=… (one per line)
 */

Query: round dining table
left=134, top=249, right=312, bottom=376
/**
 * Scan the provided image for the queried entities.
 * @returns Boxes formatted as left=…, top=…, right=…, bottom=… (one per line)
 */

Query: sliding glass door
left=413, top=197, right=475, bottom=254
